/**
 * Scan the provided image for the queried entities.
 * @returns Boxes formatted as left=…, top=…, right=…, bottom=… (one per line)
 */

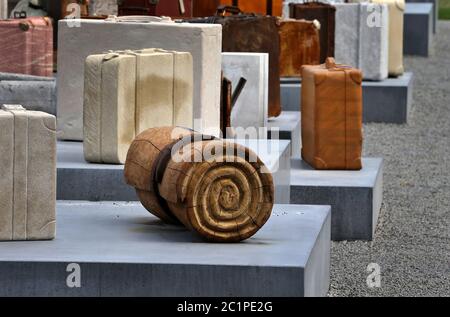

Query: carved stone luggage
left=84, top=49, right=193, bottom=164
left=185, top=7, right=281, bottom=117
left=118, top=0, right=193, bottom=17
left=0, top=0, right=7, bottom=19
left=57, top=16, right=221, bottom=140
left=0, top=105, right=56, bottom=241
left=124, top=126, right=274, bottom=242
left=334, top=2, right=389, bottom=80
left=222, top=53, right=268, bottom=134
left=371, top=0, right=405, bottom=76
left=10, top=0, right=48, bottom=18
left=278, top=19, right=321, bottom=77
left=89, top=0, right=119, bottom=16
left=193, top=0, right=282, bottom=17
left=0, top=16, right=53, bottom=77
left=289, top=1, right=336, bottom=64
left=301, top=58, right=363, bottom=170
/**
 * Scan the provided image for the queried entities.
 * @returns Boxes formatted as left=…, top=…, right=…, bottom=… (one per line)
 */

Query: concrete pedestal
left=57, top=139, right=291, bottom=204
left=0, top=202, right=331, bottom=297
left=290, top=158, right=383, bottom=241
left=267, top=111, right=301, bottom=159
left=406, top=0, right=438, bottom=34
left=404, top=3, right=434, bottom=57
left=281, top=73, right=414, bottom=124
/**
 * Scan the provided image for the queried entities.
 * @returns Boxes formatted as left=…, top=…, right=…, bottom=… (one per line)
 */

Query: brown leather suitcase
left=289, top=1, right=335, bottom=64
left=279, top=18, right=321, bottom=78
left=185, top=6, right=281, bottom=117
left=118, top=0, right=192, bottom=17
left=301, top=58, right=363, bottom=170
left=193, top=0, right=282, bottom=17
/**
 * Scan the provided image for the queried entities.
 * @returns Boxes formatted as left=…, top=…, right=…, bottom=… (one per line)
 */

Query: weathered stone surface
left=0, top=105, right=56, bottom=241
left=0, top=80, right=56, bottom=115
left=335, top=3, right=389, bottom=80
left=57, top=19, right=222, bottom=140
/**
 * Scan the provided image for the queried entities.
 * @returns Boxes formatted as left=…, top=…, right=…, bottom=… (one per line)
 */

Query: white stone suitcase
left=57, top=16, right=222, bottom=141
left=89, top=0, right=118, bottom=16
left=0, top=105, right=56, bottom=241
left=0, top=0, right=7, bottom=19
left=222, top=53, right=268, bottom=137
left=372, top=0, right=405, bottom=76
left=84, top=49, right=193, bottom=164
left=334, top=3, right=389, bottom=80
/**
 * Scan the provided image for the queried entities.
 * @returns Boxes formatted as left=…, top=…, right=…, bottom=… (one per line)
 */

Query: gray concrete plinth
left=267, top=111, right=301, bottom=159
left=406, top=0, right=438, bottom=34
left=281, top=73, right=414, bottom=124
left=290, top=158, right=383, bottom=241
left=0, top=202, right=331, bottom=297
left=57, top=139, right=291, bottom=204
left=404, top=3, right=434, bottom=57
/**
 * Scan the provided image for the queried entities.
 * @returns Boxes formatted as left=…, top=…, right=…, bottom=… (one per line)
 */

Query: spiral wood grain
left=124, top=126, right=274, bottom=242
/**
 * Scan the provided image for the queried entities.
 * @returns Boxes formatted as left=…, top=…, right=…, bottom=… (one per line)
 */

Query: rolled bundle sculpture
left=124, top=127, right=274, bottom=242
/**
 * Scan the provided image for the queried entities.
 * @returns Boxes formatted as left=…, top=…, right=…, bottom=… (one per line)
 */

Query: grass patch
left=440, top=0, right=450, bottom=19
left=440, top=8, right=450, bottom=20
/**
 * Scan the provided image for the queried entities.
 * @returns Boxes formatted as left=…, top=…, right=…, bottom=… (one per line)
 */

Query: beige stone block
left=83, top=49, right=194, bottom=164
left=0, top=105, right=56, bottom=241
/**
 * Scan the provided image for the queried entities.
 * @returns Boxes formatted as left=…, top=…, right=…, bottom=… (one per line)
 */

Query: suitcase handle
left=216, top=5, right=242, bottom=16
left=325, top=57, right=336, bottom=69
left=105, top=15, right=173, bottom=23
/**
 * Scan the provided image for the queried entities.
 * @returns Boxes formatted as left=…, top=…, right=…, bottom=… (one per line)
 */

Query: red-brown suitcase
left=0, top=17, right=53, bottom=77
left=118, top=0, right=193, bottom=18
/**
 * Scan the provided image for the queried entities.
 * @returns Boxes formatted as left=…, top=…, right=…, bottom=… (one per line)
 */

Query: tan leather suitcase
left=301, top=58, right=363, bottom=170
left=278, top=18, right=321, bottom=77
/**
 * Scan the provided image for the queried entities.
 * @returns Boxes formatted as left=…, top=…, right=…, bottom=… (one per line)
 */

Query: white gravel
left=328, top=22, right=450, bottom=297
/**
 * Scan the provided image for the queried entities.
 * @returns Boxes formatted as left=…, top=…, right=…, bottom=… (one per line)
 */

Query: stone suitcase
left=89, top=0, right=119, bottom=16
left=0, top=0, right=7, bottom=19
left=372, top=0, right=405, bottom=76
left=334, top=3, right=389, bottom=81
left=278, top=19, right=321, bottom=78
left=222, top=53, right=268, bottom=134
left=185, top=7, right=281, bottom=118
left=0, top=105, right=56, bottom=241
left=118, top=0, right=193, bottom=17
left=84, top=49, right=193, bottom=164
left=0, top=16, right=53, bottom=77
left=289, top=2, right=336, bottom=64
left=301, top=58, right=363, bottom=170
left=57, top=17, right=221, bottom=140
left=193, top=0, right=282, bottom=16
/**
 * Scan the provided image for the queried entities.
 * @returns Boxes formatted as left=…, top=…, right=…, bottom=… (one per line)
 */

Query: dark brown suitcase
left=278, top=18, right=321, bottom=77
left=193, top=0, right=282, bottom=17
left=186, top=6, right=281, bottom=117
left=220, top=75, right=232, bottom=138
left=301, top=58, right=363, bottom=170
left=118, top=0, right=192, bottom=17
left=289, top=1, right=336, bottom=64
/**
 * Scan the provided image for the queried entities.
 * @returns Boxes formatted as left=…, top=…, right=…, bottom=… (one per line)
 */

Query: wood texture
left=124, top=126, right=274, bottom=242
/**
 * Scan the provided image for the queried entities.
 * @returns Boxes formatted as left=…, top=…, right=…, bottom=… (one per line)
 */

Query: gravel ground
left=329, top=21, right=450, bottom=297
